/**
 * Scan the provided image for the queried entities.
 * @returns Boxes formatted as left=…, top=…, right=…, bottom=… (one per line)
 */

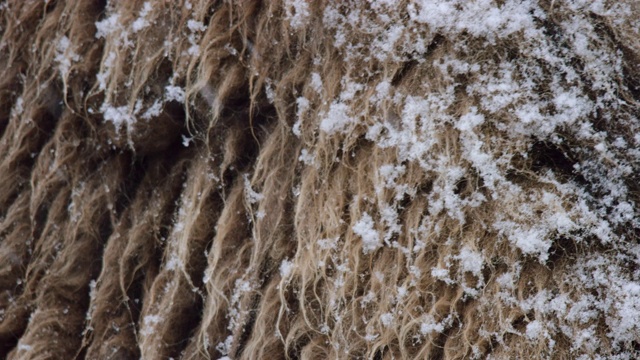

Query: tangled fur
left=1, top=0, right=640, bottom=359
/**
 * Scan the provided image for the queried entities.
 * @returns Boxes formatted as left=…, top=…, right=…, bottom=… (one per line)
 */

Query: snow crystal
left=187, top=20, right=206, bottom=33
left=165, top=255, right=183, bottom=271
left=592, top=220, right=612, bottom=243
left=181, top=135, right=194, bottom=147
left=317, top=237, right=339, bottom=250
left=611, top=282, right=640, bottom=342
left=525, top=320, right=543, bottom=339
left=95, top=14, right=120, bottom=39
left=96, top=51, right=116, bottom=91
left=496, top=272, right=515, bottom=290
left=455, top=107, right=484, bottom=132
left=141, top=314, right=162, bottom=336
left=101, top=103, right=135, bottom=129
left=285, top=0, right=311, bottom=29
left=409, top=0, right=537, bottom=41
left=378, top=164, right=405, bottom=189
left=298, top=148, right=315, bottom=165
left=396, top=285, right=408, bottom=300
left=141, top=100, right=162, bottom=120
left=360, top=291, right=375, bottom=307
left=420, top=315, right=444, bottom=335
left=188, top=45, right=201, bottom=56
left=54, top=36, right=79, bottom=78
left=319, top=102, right=352, bottom=134
left=431, top=267, right=452, bottom=283
left=612, top=137, right=627, bottom=149
left=455, top=246, right=484, bottom=277
left=186, top=20, right=206, bottom=56
left=373, top=80, right=391, bottom=103
left=224, top=43, right=238, bottom=56
left=550, top=88, right=592, bottom=131
left=17, top=343, right=33, bottom=352
left=493, top=221, right=552, bottom=261
left=165, top=85, right=186, bottom=103
left=409, top=265, right=422, bottom=279
left=310, top=72, right=323, bottom=93
left=380, top=312, right=395, bottom=328
left=340, top=80, right=364, bottom=102
left=279, top=259, right=295, bottom=279
left=131, top=2, right=152, bottom=32
left=293, top=96, right=309, bottom=136
left=243, top=175, right=264, bottom=204
left=375, top=25, right=404, bottom=61
left=512, top=228, right=552, bottom=260
left=88, top=280, right=97, bottom=302
left=364, top=333, right=379, bottom=342
left=11, top=97, right=23, bottom=117
left=353, top=212, right=380, bottom=254
left=216, top=335, right=234, bottom=356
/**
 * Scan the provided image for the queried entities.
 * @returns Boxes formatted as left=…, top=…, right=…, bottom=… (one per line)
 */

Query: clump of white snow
left=353, top=212, right=380, bottom=254
left=284, top=0, right=311, bottom=29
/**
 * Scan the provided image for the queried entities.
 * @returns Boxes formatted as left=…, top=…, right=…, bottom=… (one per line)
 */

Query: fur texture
left=1, top=0, right=639, bottom=359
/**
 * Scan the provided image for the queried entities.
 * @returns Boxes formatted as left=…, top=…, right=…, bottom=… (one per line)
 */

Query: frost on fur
left=0, top=0, right=639, bottom=359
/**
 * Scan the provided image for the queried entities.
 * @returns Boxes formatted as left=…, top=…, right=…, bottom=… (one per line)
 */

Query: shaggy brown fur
left=1, top=0, right=639, bottom=359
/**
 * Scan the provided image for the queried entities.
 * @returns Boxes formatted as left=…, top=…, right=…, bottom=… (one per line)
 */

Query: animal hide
left=1, top=1, right=639, bottom=358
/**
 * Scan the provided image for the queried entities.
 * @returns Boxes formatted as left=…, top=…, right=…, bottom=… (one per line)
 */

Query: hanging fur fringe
left=1, top=1, right=639, bottom=358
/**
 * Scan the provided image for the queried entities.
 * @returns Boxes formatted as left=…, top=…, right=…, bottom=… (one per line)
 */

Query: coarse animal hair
left=1, top=0, right=640, bottom=359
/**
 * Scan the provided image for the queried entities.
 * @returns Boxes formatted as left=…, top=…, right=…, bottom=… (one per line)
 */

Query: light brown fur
left=1, top=1, right=639, bottom=359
